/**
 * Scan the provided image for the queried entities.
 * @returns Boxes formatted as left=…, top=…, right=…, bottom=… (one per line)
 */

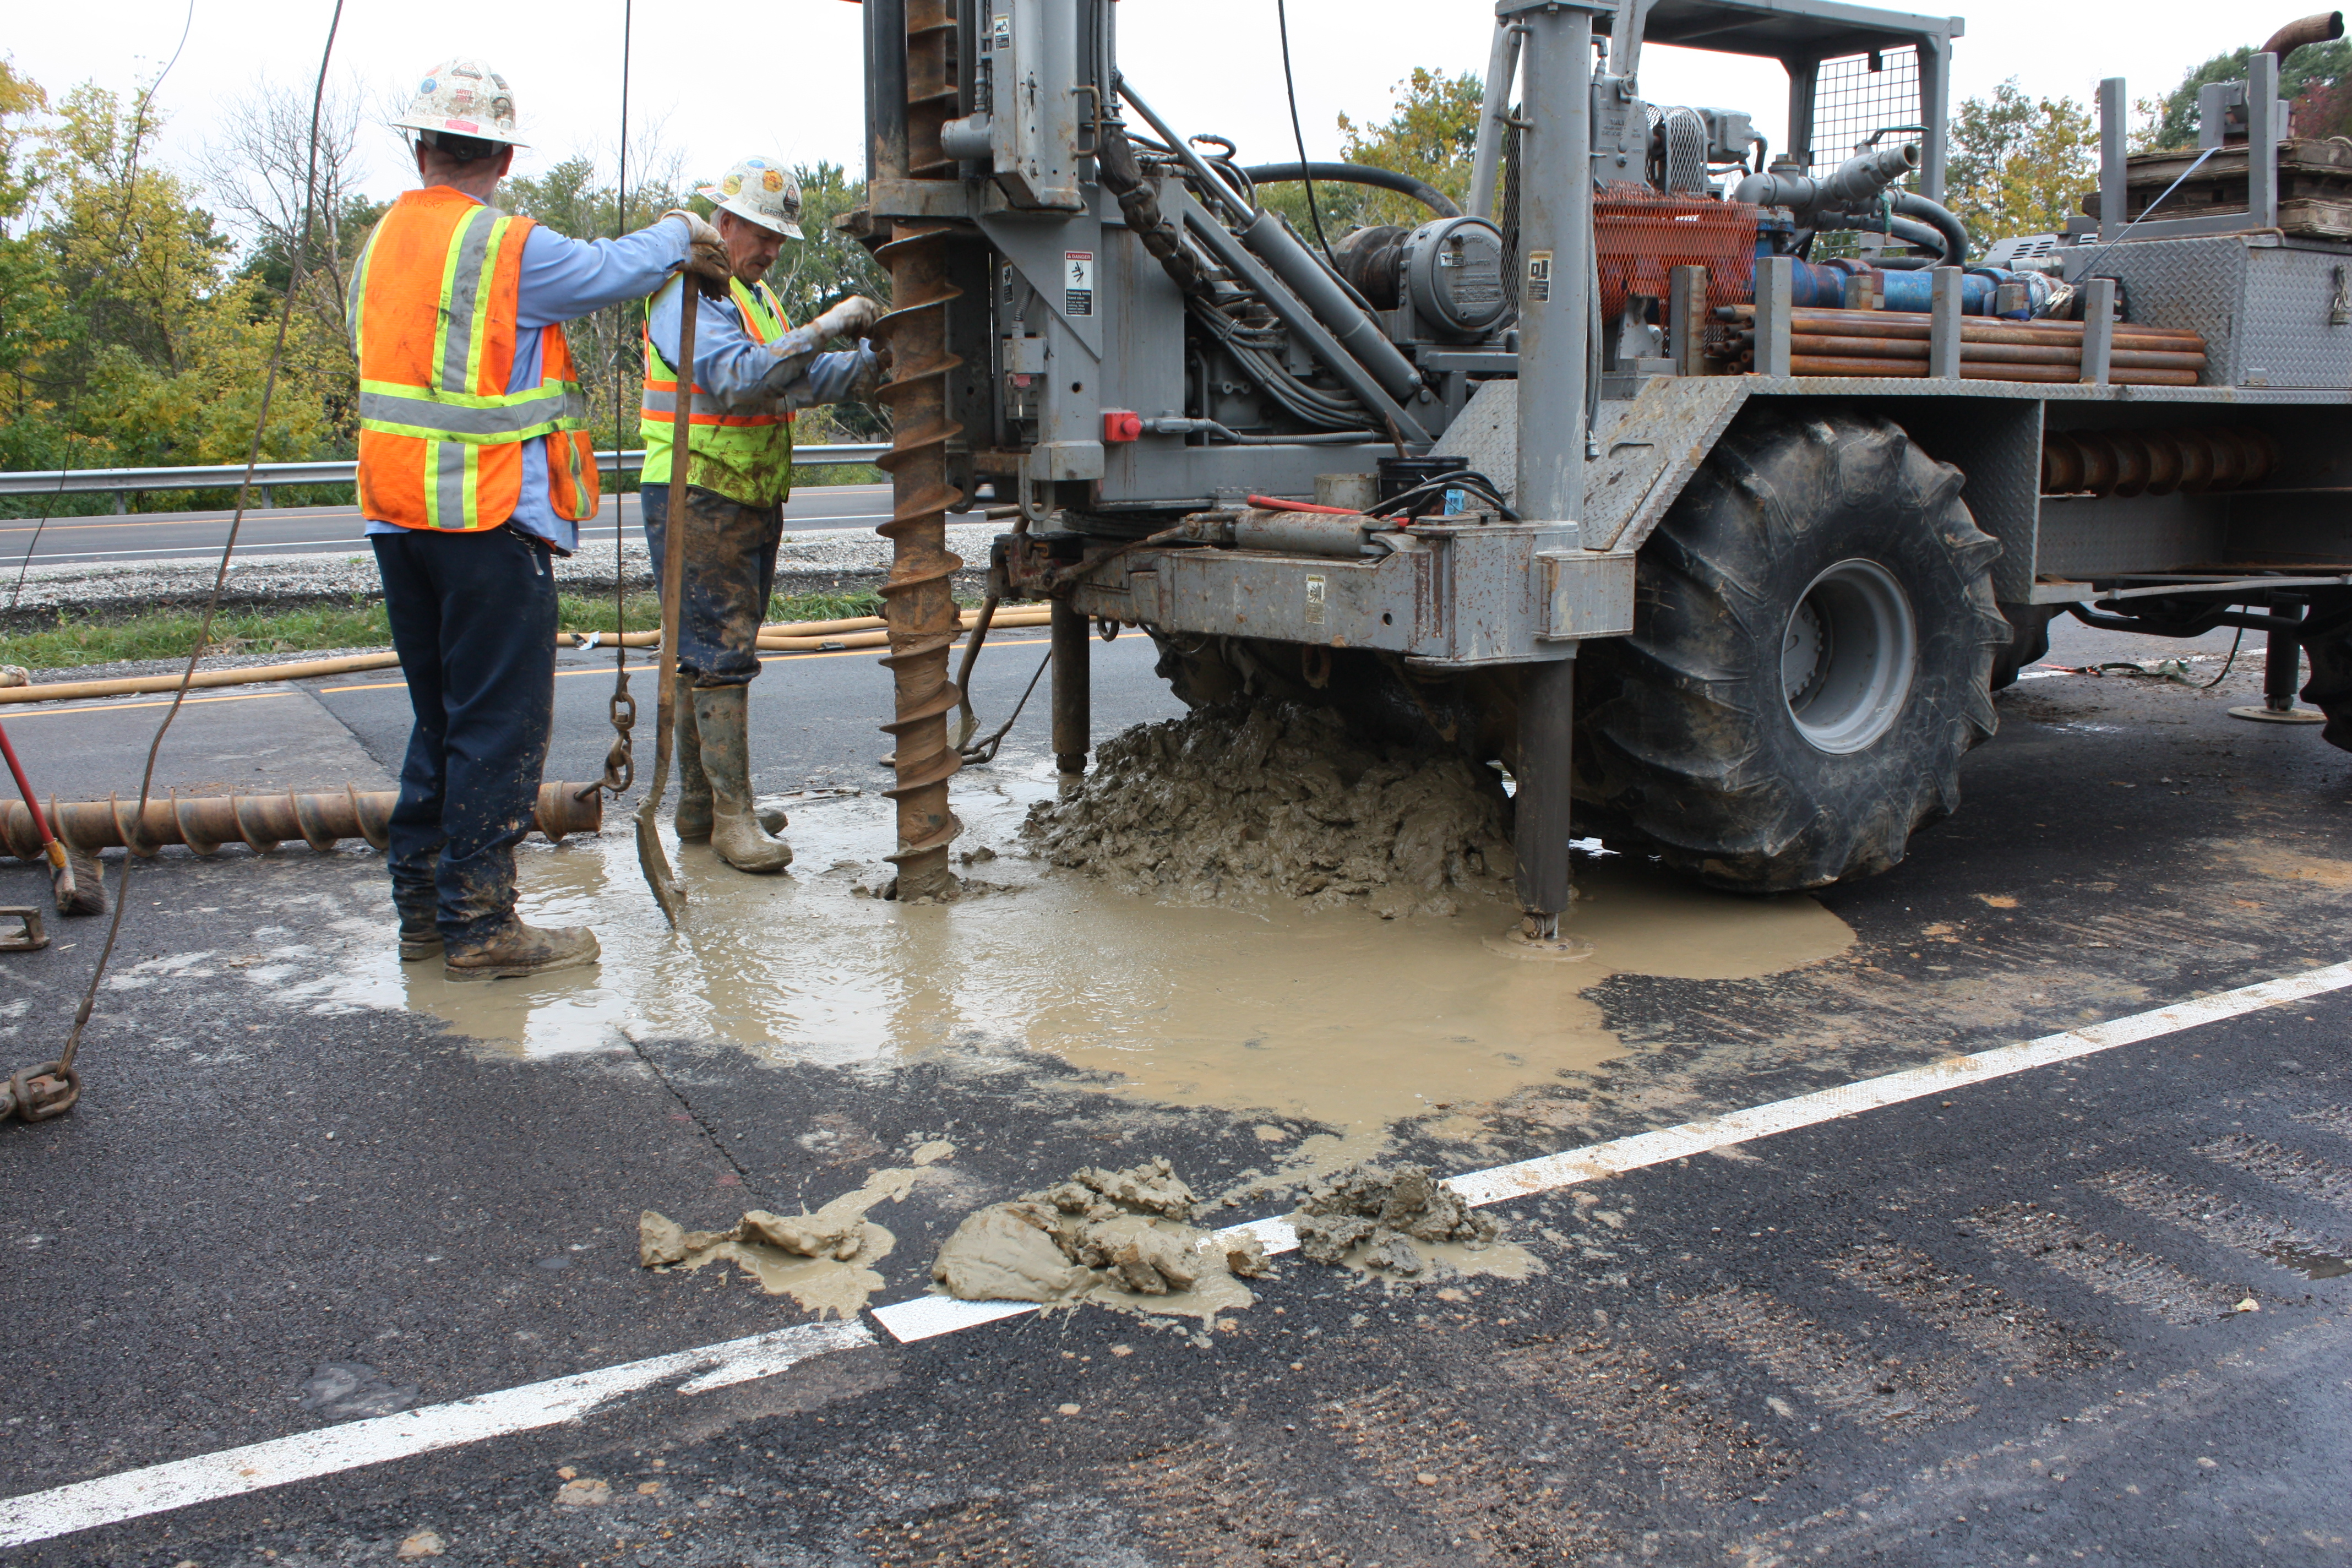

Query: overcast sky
left=0, top=0, right=2293, bottom=241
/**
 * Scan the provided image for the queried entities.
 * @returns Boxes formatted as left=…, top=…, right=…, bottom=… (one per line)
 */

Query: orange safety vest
left=348, top=187, right=598, bottom=532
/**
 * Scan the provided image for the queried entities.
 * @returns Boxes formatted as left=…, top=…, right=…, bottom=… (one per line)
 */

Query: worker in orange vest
left=640, top=156, right=886, bottom=873
left=351, top=58, right=731, bottom=981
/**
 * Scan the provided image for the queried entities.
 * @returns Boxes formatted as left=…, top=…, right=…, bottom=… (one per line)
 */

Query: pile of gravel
left=3, top=523, right=1001, bottom=627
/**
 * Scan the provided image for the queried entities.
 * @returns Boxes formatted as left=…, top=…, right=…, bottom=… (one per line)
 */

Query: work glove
left=663, top=209, right=732, bottom=300
left=848, top=341, right=892, bottom=401
left=810, top=295, right=885, bottom=342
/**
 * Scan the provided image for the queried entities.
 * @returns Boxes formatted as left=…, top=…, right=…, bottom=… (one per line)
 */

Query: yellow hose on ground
left=0, top=608, right=1058, bottom=704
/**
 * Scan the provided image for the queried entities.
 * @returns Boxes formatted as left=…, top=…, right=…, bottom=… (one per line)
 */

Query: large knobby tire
left=1580, top=407, right=2010, bottom=892
left=1989, top=602, right=2059, bottom=691
left=2302, top=587, right=2352, bottom=752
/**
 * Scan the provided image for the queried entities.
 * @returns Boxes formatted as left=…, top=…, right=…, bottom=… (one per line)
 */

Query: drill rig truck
left=851, top=0, right=2352, bottom=936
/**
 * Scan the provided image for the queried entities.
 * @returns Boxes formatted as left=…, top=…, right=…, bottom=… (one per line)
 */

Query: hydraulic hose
left=1892, top=192, right=1970, bottom=267
left=1877, top=215, right=1956, bottom=268
left=1237, top=162, right=1463, bottom=219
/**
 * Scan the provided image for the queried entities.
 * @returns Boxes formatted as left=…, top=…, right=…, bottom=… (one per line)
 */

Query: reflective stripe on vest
left=348, top=188, right=599, bottom=531
left=639, top=275, right=796, bottom=503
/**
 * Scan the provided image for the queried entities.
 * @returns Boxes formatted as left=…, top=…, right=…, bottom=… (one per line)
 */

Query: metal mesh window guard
left=1809, top=47, right=1922, bottom=258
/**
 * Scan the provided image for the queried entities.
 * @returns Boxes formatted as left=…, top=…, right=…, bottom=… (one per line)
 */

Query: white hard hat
left=698, top=156, right=804, bottom=239
left=391, top=58, right=527, bottom=149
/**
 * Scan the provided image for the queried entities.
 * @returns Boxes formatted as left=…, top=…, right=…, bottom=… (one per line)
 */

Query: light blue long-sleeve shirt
left=642, top=276, right=883, bottom=414
left=364, top=191, right=692, bottom=554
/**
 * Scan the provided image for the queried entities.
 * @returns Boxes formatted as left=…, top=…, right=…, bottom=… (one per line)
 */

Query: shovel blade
left=634, top=804, right=687, bottom=928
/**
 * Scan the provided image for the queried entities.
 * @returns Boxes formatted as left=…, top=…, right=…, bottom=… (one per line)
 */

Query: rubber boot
left=694, top=684, right=793, bottom=873
left=672, top=672, right=714, bottom=841
left=443, top=918, right=601, bottom=982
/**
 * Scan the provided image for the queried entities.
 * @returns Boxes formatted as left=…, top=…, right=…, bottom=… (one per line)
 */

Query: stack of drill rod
left=1714, top=304, right=2207, bottom=385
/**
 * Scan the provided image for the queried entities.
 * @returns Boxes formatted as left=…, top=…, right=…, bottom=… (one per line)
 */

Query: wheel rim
left=1780, top=558, right=1917, bottom=754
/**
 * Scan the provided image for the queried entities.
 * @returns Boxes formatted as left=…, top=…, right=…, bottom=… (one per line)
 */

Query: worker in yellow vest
left=352, top=58, right=731, bottom=981
left=640, top=155, right=887, bottom=873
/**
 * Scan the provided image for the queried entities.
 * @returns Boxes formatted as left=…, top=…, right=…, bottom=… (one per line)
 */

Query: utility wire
left=57, top=0, right=347, bottom=1082
left=1273, top=0, right=1334, bottom=262
left=608, top=0, right=635, bottom=767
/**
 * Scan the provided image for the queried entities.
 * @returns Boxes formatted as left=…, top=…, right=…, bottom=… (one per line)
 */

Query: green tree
left=2147, top=40, right=2352, bottom=147
left=1945, top=80, right=2097, bottom=244
left=0, top=61, right=65, bottom=459
left=1, top=71, right=346, bottom=510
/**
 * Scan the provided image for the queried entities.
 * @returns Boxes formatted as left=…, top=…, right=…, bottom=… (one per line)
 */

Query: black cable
left=1273, top=0, right=1334, bottom=263
left=58, top=0, right=346, bottom=1082
left=1365, top=468, right=1520, bottom=521
left=605, top=0, right=636, bottom=782
left=2198, top=627, right=2246, bottom=689
left=1238, top=162, right=1461, bottom=218
left=959, top=647, right=1054, bottom=765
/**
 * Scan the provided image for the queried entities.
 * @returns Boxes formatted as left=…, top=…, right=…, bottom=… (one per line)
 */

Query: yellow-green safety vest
left=640, top=275, right=796, bottom=508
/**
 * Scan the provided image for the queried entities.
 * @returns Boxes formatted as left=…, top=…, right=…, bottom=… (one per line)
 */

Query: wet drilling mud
left=248, top=723, right=1854, bottom=1165
left=1291, top=1162, right=1536, bottom=1282
left=930, top=1159, right=1264, bottom=1324
left=1023, top=703, right=1514, bottom=918
left=636, top=1165, right=934, bottom=1318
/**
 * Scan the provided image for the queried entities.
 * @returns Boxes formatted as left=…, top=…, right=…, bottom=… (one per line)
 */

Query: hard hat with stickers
left=697, top=156, right=804, bottom=240
left=391, top=57, right=527, bottom=149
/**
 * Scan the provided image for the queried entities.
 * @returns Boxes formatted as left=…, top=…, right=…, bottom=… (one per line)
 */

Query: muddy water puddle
left=307, top=767, right=1852, bottom=1153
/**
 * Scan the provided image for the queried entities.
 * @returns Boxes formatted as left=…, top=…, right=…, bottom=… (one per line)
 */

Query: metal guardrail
left=0, top=445, right=891, bottom=511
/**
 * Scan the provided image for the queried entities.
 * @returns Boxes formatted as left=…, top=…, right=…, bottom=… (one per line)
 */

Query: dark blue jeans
left=371, top=525, right=558, bottom=945
left=640, top=483, right=783, bottom=688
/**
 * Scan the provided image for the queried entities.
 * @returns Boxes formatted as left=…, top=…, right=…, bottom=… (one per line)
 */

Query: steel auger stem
left=874, top=0, right=966, bottom=900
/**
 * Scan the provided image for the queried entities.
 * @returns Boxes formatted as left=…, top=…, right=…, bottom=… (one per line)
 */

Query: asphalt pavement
left=0, top=620, right=2348, bottom=1566
left=1, top=484, right=897, bottom=568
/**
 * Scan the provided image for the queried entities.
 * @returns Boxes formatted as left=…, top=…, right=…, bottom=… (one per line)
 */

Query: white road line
left=10, top=961, right=2350, bottom=1540
left=874, top=961, right=2352, bottom=1341
left=1446, top=960, right=2352, bottom=1206
left=0, top=1321, right=870, bottom=1549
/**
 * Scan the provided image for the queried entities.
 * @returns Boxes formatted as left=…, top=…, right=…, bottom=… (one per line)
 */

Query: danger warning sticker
left=1065, top=252, right=1096, bottom=317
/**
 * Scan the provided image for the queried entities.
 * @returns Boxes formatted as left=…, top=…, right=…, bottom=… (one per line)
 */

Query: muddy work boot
left=671, top=672, right=715, bottom=841
left=693, top=684, right=792, bottom=873
left=443, top=919, right=601, bottom=982
left=394, top=885, right=442, bottom=961
left=398, top=916, right=443, bottom=962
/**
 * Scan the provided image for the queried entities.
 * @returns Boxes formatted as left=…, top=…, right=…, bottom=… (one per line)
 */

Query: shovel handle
left=635, top=277, right=700, bottom=926
left=0, top=721, right=57, bottom=848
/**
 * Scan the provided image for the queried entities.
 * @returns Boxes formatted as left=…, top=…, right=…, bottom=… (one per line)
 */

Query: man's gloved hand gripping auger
left=808, top=295, right=884, bottom=342
left=663, top=209, right=733, bottom=300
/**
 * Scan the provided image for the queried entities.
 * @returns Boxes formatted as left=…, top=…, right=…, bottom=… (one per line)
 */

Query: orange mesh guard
left=1592, top=186, right=1759, bottom=327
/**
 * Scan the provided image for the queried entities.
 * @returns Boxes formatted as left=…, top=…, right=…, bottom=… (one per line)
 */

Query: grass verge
left=1, top=590, right=897, bottom=671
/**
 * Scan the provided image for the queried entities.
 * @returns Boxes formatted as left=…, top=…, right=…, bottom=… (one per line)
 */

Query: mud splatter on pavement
left=638, top=1165, right=932, bottom=1318
left=930, top=1159, right=1264, bottom=1324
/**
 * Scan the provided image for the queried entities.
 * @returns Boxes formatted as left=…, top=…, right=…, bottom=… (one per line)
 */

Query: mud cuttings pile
left=929, top=1157, right=1530, bottom=1323
left=1023, top=703, right=1514, bottom=918
left=931, top=1158, right=1270, bottom=1314
left=1293, top=1163, right=1502, bottom=1277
